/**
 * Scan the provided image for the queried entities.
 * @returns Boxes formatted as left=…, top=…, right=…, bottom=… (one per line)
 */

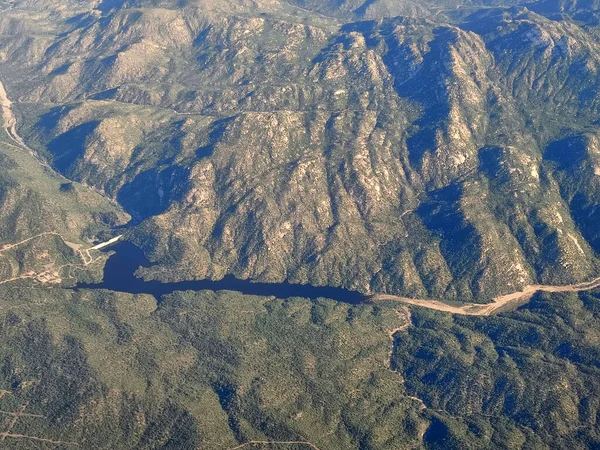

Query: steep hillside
left=1, top=0, right=600, bottom=303
left=0, top=79, right=127, bottom=286
left=0, top=138, right=127, bottom=285
left=0, top=0, right=599, bottom=448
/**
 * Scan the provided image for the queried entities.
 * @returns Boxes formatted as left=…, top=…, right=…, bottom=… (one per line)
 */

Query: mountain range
left=0, top=0, right=599, bottom=448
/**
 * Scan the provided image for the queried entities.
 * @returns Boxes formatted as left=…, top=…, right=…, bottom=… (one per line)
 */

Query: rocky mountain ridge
left=0, top=0, right=599, bottom=300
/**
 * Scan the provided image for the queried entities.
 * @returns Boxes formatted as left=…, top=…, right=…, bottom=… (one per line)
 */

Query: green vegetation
left=0, top=141, right=127, bottom=286
left=0, top=285, right=424, bottom=449
left=0, top=0, right=599, bottom=448
left=0, top=141, right=126, bottom=244
left=392, top=290, right=600, bottom=449
left=0, top=284, right=599, bottom=448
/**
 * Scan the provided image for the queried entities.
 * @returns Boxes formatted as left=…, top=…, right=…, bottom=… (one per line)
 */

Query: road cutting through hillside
left=227, top=440, right=321, bottom=450
left=371, top=276, right=600, bottom=316
left=0, top=233, right=123, bottom=285
left=0, top=79, right=66, bottom=175
left=0, top=80, right=26, bottom=147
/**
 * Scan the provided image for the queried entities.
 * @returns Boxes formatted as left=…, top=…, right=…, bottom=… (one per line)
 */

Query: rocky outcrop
left=0, top=1, right=599, bottom=300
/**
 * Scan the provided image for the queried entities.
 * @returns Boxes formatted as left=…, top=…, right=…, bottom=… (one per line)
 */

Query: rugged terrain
left=0, top=281, right=598, bottom=449
left=0, top=0, right=599, bottom=448
left=2, top=0, right=600, bottom=301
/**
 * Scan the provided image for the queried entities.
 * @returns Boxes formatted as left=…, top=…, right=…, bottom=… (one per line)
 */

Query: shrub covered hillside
left=1, top=0, right=600, bottom=300
left=0, top=285, right=598, bottom=448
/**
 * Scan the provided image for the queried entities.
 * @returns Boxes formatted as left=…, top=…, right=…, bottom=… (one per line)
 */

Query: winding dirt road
left=0, top=79, right=62, bottom=175
left=371, top=276, right=600, bottom=316
left=0, top=232, right=121, bottom=285
left=0, top=81, right=25, bottom=147
left=228, top=441, right=321, bottom=450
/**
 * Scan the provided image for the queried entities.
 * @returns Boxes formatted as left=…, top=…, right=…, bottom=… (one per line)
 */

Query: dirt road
left=0, top=81, right=26, bottom=147
left=0, top=232, right=121, bottom=285
left=371, top=276, right=600, bottom=316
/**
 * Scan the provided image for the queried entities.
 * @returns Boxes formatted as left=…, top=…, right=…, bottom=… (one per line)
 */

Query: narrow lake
left=77, top=241, right=367, bottom=304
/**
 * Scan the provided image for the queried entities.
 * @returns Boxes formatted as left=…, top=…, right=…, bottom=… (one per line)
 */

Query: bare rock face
left=0, top=0, right=599, bottom=300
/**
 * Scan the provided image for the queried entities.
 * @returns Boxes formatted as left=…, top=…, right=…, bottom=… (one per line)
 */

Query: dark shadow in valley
left=76, top=241, right=367, bottom=304
left=116, top=164, right=191, bottom=221
left=45, top=121, right=100, bottom=175
left=195, top=116, right=234, bottom=160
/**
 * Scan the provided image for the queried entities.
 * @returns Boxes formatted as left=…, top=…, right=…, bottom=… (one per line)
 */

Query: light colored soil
left=371, top=276, right=600, bottom=316
left=0, top=232, right=117, bottom=285
left=0, top=433, right=79, bottom=446
left=0, top=81, right=25, bottom=147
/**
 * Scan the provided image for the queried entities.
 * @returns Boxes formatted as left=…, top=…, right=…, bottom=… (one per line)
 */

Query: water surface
left=77, top=241, right=367, bottom=304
